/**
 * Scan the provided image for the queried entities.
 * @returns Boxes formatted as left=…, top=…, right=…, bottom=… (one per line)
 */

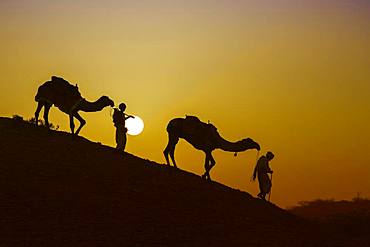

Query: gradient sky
left=1, top=0, right=369, bottom=207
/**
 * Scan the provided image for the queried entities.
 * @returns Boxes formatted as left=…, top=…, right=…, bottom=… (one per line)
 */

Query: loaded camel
left=34, top=76, right=114, bottom=135
left=164, top=116, right=260, bottom=181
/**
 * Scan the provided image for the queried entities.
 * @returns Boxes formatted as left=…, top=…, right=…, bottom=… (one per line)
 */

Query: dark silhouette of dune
left=0, top=116, right=361, bottom=246
left=289, top=199, right=370, bottom=246
left=289, top=198, right=370, bottom=219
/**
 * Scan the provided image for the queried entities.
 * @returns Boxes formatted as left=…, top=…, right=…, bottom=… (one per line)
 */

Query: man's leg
left=122, top=134, right=127, bottom=152
left=116, top=127, right=124, bottom=151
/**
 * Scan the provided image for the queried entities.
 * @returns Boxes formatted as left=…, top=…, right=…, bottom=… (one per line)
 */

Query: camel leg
left=202, top=152, right=211, bottom=180
left=35, top=101, right=44, bottom=126
left=207, top=153, right=216, bottom=181
left=69, top=114, right=75, bottom=134
left=202, top=152, right=215, bottom=181
left=163, top=146, right=171, bottom=165
left=73, top=112, right=86, bottom=136
left=169, top=147, right=177, bottom=168
left=43, top=103, right=52, bottom=128
left=163, top=134, right=172, bottom=165
left=163, top=133, right=179, bottom=167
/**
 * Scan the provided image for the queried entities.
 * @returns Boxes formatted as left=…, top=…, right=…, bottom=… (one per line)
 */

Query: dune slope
left=0, top=117, right=316, bottom=246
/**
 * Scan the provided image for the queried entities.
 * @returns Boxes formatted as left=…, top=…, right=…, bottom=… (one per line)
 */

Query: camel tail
left=35, top=89, right=41, bottom=102
left=166, top=118, right=181, bottom=133
left=166, top=121, right=173, bottom=132
left=35, top=81, right=52, bottom=102
left=35, top=91, right=41, bottom=102
left=35, top=86, right=45, bottom=102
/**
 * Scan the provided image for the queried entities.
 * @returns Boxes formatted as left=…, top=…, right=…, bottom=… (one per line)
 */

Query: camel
left=164, top=115, right=261, bottom=181
left=34, top=76, right=114, bottom=135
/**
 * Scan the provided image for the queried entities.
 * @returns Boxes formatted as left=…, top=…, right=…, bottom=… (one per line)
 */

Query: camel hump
left=185, top=115, right=201, bottom=123
left=166, top=116, right=218, bottom=135
left=35, top=76, right=82, bottom=112
left=166, top=116, right=200, bottom=134
left=185, top=115, right=217, bottom=130
left=182, top=115, right=218, bottom=137
left=51, top=76, right=79, bottom=92
left=51, top=76, right=62, bottom=81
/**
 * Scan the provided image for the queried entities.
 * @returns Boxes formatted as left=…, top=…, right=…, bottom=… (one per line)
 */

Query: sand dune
left=0, top=117, right=357, bottom=246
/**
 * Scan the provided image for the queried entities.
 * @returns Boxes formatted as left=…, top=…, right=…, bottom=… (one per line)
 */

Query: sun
left=125, top=116, right=144, bottom=136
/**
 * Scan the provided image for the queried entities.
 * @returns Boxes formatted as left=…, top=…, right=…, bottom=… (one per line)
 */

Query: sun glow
left=125, top=116, right=144, bottom=136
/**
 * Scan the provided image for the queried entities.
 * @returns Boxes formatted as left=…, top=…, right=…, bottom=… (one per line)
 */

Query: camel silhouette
left=34, top=76, right=114, bottom=135
left=164, top=116, right=261, bottom=180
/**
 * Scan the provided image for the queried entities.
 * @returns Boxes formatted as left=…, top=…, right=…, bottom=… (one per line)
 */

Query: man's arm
left=252, top=158, right=261, bottom=181
left=267, top=163, right=273, bottom=174
left=124, top=114, right=134, bottom=120
left=252, top=166, right=257, bottom=181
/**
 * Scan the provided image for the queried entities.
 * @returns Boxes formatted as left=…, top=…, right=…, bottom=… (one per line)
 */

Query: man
left=113, top=103, right=133, bottom=153
left=253, top=151, right=275, bottom=201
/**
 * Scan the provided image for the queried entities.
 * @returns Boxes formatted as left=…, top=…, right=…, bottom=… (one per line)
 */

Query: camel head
left=241, top=138, right=260, bottom=151
left=98, top=96, right=115, bottom=107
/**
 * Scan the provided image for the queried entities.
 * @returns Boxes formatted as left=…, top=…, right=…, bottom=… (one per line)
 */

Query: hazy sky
left=1, top=0, right=369, bottom=207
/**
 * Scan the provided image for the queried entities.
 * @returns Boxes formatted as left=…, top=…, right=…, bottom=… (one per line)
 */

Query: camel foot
left=201, top=174, right=211, bottom=181
left=257, top=193, right=266, bottom=201
left=71, top=133, right=79, bottom=140
left=166, top=164, right=178, bottom=169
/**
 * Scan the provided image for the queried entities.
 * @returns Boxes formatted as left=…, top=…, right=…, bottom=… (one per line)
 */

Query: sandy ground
left=0, top=117, right=360, bottom=246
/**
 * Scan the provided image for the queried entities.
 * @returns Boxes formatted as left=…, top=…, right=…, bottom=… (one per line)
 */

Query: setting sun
left=126, top=116, right=144, bottom=136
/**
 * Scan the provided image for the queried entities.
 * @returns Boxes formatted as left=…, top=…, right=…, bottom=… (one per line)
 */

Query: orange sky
left=1, top=1, right=369, bottom=207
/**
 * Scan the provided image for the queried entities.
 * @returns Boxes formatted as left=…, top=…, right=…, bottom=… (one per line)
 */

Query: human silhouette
left=164, top=115, right=260, bottom=181
left=253, top=151, right=274, bottom=201
left=34, top=76, right=114, bottom=135
left=113, top=103, right=134, bottom=153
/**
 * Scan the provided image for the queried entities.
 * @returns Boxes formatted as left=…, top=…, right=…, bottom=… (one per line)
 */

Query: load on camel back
left=34, top=76, right=114, bottom=135
left=180, top=115, right=219, bottom=147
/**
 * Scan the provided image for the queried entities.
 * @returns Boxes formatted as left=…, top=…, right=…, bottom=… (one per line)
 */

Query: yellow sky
left=1, top=1, right=369, bottom=207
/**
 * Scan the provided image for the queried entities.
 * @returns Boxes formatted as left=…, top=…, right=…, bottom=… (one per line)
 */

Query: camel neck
left=79, top=98, right=106, bottom=112
left=215, top=134, right=247, bottom=152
